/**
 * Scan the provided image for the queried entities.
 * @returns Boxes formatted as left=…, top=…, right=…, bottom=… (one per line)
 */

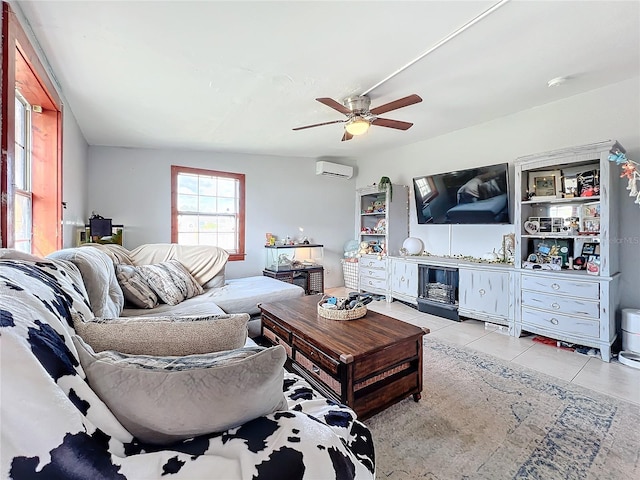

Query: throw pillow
left=115, top=264, right=158, bottom=308
left=136, top=260, right=203, bottom=305
left=72, top=312, right=249, bottom=355
left=72, top=335, right=288, bottom=444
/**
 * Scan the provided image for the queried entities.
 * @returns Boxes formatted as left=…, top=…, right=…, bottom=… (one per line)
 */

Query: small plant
left=378, top=176, right=392, bottom=201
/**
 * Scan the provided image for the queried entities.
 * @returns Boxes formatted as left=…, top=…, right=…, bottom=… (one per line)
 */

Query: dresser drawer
left=521, top=275, right=599, bottom=299
left=262, top=327, right=292, bottom=357
left=360, top=276, right=387, bottom=291
left=521, top=290, right=600, bottom=319
left=262, top=314, right=291, bottom=343
left=521, top=307, right=600, bottom=339
left=296, top=352, right=342, bottom=395
left=293, top=336, right=339, bottom=375
left=360, top=257, right=386, bottom=270
left=360, top=267, right=386, bottom=280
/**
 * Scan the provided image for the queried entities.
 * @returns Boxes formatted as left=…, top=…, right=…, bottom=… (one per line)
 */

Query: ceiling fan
left=293, top=94, right=423, bottom=141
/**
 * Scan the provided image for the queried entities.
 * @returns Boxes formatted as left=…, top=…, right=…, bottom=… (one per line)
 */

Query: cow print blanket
left=0, top=254, right=375, bottom=479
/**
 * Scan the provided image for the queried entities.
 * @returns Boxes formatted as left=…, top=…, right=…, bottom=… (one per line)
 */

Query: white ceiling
left=14, top=0, right=640, bottom=159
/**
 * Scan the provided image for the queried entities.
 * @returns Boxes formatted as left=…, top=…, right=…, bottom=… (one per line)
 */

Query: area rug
left=364, top=338, right=640, bottom=480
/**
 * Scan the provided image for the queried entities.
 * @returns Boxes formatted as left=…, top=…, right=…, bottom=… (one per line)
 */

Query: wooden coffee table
left=259, top=295, right=427, bottom=419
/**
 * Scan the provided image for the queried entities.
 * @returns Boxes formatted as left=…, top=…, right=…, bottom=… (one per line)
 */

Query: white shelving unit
left=356, top=184, right=409, bottom=298
left=514, top=140, right=623, bottom=361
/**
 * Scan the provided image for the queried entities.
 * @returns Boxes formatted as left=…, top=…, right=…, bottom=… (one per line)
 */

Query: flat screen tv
left=413, top=163, right=510, bottom=224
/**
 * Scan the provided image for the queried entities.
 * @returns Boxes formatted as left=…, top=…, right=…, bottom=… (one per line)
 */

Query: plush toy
left=357, top=241, right=369, bottom=257
left=373, top=199, right=385, bottom=212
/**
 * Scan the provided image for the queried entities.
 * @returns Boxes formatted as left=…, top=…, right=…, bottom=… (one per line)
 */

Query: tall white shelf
left=514, top=140, right=622, bottom=361
left=355, top=184, right=409, bottom=299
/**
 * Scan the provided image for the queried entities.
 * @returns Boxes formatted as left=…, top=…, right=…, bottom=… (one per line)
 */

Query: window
left=2, top=2, right=62, bottom=255
left=14, top=92, right=32, bottom=253
left=171, top=166, right=245, bottom=261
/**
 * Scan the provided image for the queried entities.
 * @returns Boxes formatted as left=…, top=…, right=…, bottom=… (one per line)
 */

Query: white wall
left=62, top=107, right=89, bottom=248
left=87, top=147, right=357, bottom=287
left=355, top=78, right=640, bottom=309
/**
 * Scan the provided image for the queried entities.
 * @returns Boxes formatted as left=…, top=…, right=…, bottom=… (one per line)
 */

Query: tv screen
left=413, top=163, right=510, bottom=224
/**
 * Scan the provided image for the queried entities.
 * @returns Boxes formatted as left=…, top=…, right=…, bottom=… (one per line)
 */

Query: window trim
left=170, top=165, right=246, bottom=261
left=1, top=2, right=63, bottom=253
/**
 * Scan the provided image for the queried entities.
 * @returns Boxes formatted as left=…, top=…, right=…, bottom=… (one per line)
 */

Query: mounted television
left=413, top=163, right=510, bottom=224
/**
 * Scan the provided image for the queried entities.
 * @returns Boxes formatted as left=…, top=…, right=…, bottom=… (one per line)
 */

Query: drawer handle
left=478, top=288, right=486, bottom=296
left=312, top=365, right=320, bottom=374
left=309, top=350, right=315, bottom=356
left=550, top=317, right=559, bottom=325
left=401, top=276, right=405, bottom=282
left=369, top=270, right=374, bottom=275
left=551, top=283, right=560, bottom=290
left=551, top=302, right=560, bottom=310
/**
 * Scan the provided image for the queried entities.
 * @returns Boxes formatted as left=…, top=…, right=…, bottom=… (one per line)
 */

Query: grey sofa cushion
left=137, top=260, right=204, bottom=305
left=73, top=336, right=288, bottom=445
left=115, top=264, right=158, bottom=308
left=47, top=247, right=124, bottom=317
left=72, top=312, right=249, bottom=355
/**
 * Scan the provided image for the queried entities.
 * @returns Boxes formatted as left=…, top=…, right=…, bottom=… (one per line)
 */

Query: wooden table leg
left=413, top=393, right=421, bottom=402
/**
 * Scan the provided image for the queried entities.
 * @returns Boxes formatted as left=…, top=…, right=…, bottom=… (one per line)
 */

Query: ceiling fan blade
left=341, top=131, right=353, bottom=142
left=293, top=119, right=345, bottom=131
left=371, top=117, right=414, bottom=130
left=316, top=97, right=351, bottom=115
left=370, top=94, right=422, bottom=115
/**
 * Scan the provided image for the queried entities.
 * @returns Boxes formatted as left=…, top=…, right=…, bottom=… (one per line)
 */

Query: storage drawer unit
left=519, top=272, right=617, bottom=361
left=358, top=255, right=388, bottom=298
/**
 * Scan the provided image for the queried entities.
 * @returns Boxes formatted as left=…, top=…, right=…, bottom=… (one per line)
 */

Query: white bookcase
left=514, top=140, right=622, bottom=361
left=356, top=184, right=409, bottom=298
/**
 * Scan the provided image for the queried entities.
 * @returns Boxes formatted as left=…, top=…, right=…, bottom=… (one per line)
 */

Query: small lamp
left=345, top=116, right=370, bottom=136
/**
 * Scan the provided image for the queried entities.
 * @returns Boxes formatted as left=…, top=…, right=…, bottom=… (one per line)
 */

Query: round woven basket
left=317, top=300, right=367, bottom=321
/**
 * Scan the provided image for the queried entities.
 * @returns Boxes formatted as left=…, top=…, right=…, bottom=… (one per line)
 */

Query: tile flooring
left=326, top=287, right=640, bottom=406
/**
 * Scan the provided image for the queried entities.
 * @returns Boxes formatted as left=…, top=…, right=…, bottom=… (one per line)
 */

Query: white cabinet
left=458, top=267, right=512, bottom=328
left=358, top=255, right=388, bottom=298
left=356, top=184, right=408, bottom=299
left=390, top=258, right=419, bottom=304
left=514, top=140, right=623, bottom=361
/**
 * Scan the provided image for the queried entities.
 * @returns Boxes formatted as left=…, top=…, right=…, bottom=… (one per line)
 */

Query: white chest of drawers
left=517, top=272, right=619, bottom=361
left=359, top=255, right=389, bottom=299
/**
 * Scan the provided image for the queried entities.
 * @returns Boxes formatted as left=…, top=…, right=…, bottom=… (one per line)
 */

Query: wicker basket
left=317, top=298, right=367, bottom=321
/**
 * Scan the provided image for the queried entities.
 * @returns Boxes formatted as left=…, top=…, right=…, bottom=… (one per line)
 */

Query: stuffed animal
left=357, top=241, right=369, bottom=257
left=373, top=199, right=385, bottom=212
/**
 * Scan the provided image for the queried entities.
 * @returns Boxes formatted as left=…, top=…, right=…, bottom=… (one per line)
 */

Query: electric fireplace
left=417, top=264, right=460, bottom=321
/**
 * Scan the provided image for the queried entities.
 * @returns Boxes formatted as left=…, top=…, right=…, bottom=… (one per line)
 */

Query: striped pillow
left=137, top=260, right=204, bottom=305
left=115, top=264, right=158, bottom=308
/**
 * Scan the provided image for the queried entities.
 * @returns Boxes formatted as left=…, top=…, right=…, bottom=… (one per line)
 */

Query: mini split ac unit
left=315, top=161, right=353, bottom=179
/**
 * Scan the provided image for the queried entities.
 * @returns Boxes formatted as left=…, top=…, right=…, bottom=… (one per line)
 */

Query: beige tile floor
left=326, top=287, right=640, bottom=406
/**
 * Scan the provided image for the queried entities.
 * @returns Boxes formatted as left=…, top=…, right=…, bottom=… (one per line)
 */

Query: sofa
left=0, top=249, right=375, bottom=479
left=48, top=243, right=305, bottom=320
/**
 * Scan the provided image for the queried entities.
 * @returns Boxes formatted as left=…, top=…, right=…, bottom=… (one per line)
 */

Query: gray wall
left=87, top=147, right=357, bottom=287
left=355, top=78, right=640, bottom=310
left=61, top=107, right=89, bottom=248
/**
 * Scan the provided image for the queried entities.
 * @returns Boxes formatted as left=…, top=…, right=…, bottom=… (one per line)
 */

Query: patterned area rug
left=365, top=338, right=640, bottom=480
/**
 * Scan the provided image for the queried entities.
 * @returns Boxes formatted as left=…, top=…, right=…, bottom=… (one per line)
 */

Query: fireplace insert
left=417, top=264, right=460, bottom=321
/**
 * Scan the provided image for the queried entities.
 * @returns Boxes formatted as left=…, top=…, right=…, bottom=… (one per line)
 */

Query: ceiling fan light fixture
left=345, top=116, right=370, bottom=136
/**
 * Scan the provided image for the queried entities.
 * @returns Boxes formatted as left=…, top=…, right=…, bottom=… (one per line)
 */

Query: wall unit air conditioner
left=315, top=161, right=353, bottom=179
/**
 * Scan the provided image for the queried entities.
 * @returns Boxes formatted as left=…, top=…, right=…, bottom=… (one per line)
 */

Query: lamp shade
left=345, top=117, right=370, bottom=136
left=402, top=237, right=424, bottom=255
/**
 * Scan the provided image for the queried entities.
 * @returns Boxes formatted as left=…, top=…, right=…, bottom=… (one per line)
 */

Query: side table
left=262, top=267, right=324, bottom=295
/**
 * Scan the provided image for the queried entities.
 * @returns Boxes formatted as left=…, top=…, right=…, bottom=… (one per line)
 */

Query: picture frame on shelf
left=577, top=169, right=600, bottom=197
left=562, top=175, right=578, bottom=198
left=527, top=169, right=562, bottom=201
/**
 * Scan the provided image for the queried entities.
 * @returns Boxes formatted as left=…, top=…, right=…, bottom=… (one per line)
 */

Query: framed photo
left=528, top=170, right=562, bottom=201
left=581, top=242, right=600, bottom=256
